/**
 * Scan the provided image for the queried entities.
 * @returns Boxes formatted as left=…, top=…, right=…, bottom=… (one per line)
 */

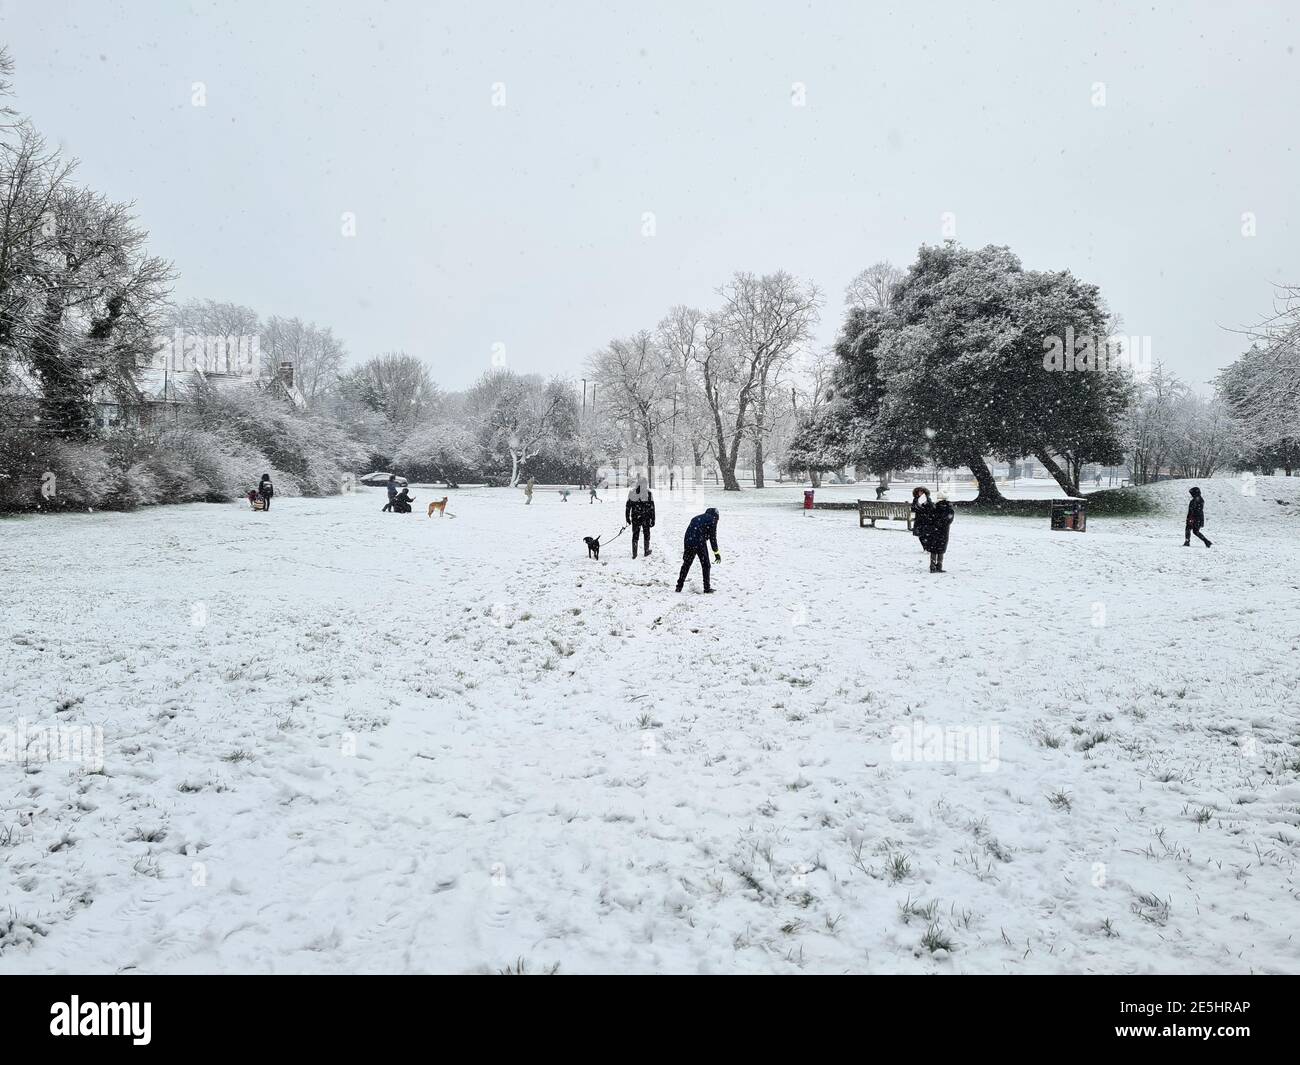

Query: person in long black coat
left=1184, top=486, right=1211, bottom=547
left=258, top=473, right=274, bottom=511
left=925, top=495, right=955, bottom=572
left=910, top=487, right=934, bottom=553
left=624, top=475, right=656, bottom=558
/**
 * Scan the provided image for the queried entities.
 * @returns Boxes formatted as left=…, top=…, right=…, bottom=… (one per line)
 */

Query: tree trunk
left=753, top=438, right=765, bottom=488
left=967, top=453, right=1006, bottom=505
left=1034, top=449, right=1082, bottom=497
left=809, top=469, right=821, bottom=488
left=31, top=296, right=96, bottom=439
left=707, top=403, right=742, bottom=490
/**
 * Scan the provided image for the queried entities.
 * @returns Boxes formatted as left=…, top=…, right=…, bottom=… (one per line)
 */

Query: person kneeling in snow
left=625, top=474, right=656, bottom=558
left=391, top=487, right=415, bottom=514
left=676, top=507, right=720, bottom=593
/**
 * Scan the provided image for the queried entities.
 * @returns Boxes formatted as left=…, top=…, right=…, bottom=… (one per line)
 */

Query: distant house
left=89, top=360, right=306, bottom=432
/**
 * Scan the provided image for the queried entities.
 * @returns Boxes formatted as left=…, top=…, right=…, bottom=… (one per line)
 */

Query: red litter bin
left=804, top=489, right=815, bottom=510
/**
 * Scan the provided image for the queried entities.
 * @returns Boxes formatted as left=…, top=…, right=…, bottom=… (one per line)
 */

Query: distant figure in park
left=559, top=488, right=571, bottom=502
left=875, top=483, right=889, bottom=500
left=625, top=474, right=656, bottom=558
left=589, top=484, right=602, bottom=503
left=1184, top=486, right=1212, bottom=547
left=391, top=487, right=415, bottom=514
left=923, top=491, right=955, bottom=572
left=258, top=473, right=274, bottom=512
left=524, top=477, right=535, bottom=505
left=910, top=487, right=933, bottom=552
left=676, top=507, right=720, bottom=593
left=381, top=474, right=398, bottom=512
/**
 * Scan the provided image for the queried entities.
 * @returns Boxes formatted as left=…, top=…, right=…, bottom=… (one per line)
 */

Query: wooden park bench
left=858, top=499, right=913, bottom=530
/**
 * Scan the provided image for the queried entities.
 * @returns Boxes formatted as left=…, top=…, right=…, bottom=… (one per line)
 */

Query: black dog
left=584, top=536, right=601, bottom=560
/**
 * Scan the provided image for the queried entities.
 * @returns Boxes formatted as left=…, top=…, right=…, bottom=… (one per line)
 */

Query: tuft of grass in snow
left=497, top=956, right=560, bottom=975
left=899, top=895, right=939, bottom=923
left=886, top=852, right=912, bottom=883
left=1048, top=789, right=1073, bottom=811
left=920, top=923, right=954, bottom=953
left=1131, top=892, right=1171, bottom=925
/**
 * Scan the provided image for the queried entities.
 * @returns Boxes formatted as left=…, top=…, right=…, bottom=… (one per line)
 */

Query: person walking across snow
left=625, top=474, right=656, bottom=558
left=676, top=507, right=721, bottom=593
left=1184, top=486, right=1212, bottom=547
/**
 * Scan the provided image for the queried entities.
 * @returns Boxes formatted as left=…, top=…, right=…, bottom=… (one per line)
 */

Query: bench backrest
left=857, top=500, right=910, bottom=518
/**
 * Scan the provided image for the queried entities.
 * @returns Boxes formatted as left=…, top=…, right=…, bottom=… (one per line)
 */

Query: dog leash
left=597, top=526, right=627, bottom=547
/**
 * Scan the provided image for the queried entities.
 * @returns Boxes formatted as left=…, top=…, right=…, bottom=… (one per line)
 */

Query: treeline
left=4, top=41, right=1295, bottom=514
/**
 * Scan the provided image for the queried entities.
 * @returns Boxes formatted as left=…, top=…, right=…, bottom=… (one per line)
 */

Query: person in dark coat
left=381, top=474, right=398, bottom=512
left=391, top=487, right=415, bottom=514
left=1184, top=486, right=1211, bottom=547
left=924, top=493, right=955, bottom=572
left=676, top=507, right=720, bottom=593
left=910, top=487, right=933, bottom=552
left=258, top=473, right=274, bottom=511
left=624, top=474, right=656, bottom=558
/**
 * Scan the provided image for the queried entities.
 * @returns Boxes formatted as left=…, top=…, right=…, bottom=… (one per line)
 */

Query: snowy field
left=2, top=478, right=1299, bottom=974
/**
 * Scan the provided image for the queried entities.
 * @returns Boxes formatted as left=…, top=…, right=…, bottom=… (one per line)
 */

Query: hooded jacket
left=625, top=476, right=656, bottom=527
left=924, top=499, right=954, bottom=553
left=1186, top=487, right=1205, bottom=528
left=684, top=508, right=719, bottom=551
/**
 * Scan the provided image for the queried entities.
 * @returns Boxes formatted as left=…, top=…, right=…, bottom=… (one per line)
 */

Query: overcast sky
left=4, top=0, right=1297, bottom=390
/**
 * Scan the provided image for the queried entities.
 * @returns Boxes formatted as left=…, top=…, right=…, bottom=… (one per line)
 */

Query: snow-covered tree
left=1217, top=287, right=1300, bottom=474
left=466, top=369, right=574, bottom=486
left=588, top=330, right=673, bottom=485
left=717, top=271, right=822, bottom=488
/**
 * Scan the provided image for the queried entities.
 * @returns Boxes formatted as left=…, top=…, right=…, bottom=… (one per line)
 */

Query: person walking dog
left=625, top=474, right=656, bottom=558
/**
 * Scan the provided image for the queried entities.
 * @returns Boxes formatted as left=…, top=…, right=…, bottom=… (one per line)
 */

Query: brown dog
left=426, top=496, right=449, bottom=518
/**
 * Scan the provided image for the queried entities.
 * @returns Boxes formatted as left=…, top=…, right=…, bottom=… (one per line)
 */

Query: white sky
left=4, top=0, right=1297, bottom=390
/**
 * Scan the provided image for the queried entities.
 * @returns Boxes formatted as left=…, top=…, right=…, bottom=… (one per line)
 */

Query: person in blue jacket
left=676, top=507, right=721, bottom=593
left=381, top=474, right=399, bottom=512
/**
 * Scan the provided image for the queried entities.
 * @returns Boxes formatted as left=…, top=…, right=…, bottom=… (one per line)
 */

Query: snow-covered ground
left=2, top=477, right=1298, bottom=974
